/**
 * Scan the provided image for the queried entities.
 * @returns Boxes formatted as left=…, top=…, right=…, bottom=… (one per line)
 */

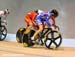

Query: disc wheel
left=23, top=30, right=35, bottom=47
left=16, top=27, right=26, bottom=43
left=45, top=30, right=62, bottom=49
left=0, top=25, right=7, bottom=41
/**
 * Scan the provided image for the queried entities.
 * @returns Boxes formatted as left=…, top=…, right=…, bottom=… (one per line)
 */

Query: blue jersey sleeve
left=46, top=13, right=53, bottom=26
left=46, top=18, right=52, bottom=26
left=35, top=15, right=43, bottom=25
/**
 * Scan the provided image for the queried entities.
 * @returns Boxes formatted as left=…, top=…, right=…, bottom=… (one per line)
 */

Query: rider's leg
left=33, top=24, right=39, bottom=39
left=24, top=18, right=32, bottom=34
left=31, top=24, right=43, bottom=41
left=43, top=23, right=49, bottom=37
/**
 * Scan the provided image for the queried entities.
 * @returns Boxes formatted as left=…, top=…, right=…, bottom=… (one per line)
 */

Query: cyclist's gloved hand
left=51, top=26, right=56, bottom=31
left=51, top=25, right=59, bottom=31
left=52, top=24, right=56, bottom=28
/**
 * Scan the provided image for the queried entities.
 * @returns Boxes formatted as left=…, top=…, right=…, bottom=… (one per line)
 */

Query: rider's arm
left=51, top=16, right=55, bottom=25
left=46, top=18, right=52, bottom=26
left=50, top=16, right=56, bottom=28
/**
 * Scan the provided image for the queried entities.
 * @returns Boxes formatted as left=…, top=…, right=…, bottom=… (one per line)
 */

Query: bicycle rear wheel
left=16, top=27, right=26, bottom=43
left=23, top=30, right=35, bottom=47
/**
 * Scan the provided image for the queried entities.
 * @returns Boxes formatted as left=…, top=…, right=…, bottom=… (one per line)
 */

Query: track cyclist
left=30, top=9, right=59, bottom=45
left=0, top=9, right=10, bottom=26
left=24, top=9, right=43, bottom=34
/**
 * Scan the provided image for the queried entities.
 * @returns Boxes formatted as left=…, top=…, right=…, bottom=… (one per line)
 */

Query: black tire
left=45, top=30, right=62, bottom=49
left=16, top=27, right=26, bottom=43
left=0, top=25, right=7, bottom=41
left=23, top=30, right=35, bottom=47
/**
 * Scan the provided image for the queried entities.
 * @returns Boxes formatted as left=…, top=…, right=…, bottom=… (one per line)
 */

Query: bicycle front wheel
left=0, top=26, right=7, bottom=41
left=45, top=30, right=62, bottom=49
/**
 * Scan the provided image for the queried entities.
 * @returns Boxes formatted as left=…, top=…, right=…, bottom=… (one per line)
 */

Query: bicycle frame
left=37, top=28, right=52, bottom=45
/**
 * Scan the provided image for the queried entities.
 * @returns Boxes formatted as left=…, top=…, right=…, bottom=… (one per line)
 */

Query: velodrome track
left=0, top=41, right=75, bottom=57
left=0, top=34, right=75, bottom=57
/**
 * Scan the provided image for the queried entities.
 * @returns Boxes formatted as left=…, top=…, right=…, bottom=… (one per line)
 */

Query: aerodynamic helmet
left=50, top=9, right=59, bottom=17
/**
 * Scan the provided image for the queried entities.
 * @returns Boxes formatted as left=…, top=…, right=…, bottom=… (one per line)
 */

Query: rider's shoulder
left=28, top=11, right=36, bottom=15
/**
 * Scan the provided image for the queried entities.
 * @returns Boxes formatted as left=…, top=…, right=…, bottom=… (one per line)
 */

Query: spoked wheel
left=45, top=30, right=62, bottom=49
left=16, top=27, right=26, bottom=43
left=23, top=30, right=35, bottom=47
left=0, top=25, right=7, bottom=41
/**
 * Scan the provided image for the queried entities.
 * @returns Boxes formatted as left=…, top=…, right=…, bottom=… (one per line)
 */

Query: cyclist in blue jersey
left=31, top=9, right=59, bottom=44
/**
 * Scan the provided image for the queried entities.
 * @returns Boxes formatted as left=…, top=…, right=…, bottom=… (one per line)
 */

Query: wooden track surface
left=0, top=41, right=75, bottom=57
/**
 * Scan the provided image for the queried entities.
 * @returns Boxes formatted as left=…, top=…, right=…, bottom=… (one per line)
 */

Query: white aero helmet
left=34, top=9, right=43, bottom=14
left=38, top=9, right=43, bottom=14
